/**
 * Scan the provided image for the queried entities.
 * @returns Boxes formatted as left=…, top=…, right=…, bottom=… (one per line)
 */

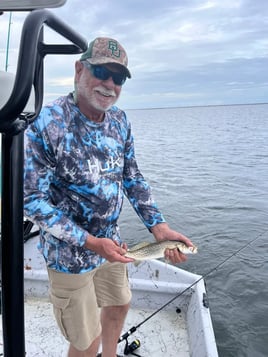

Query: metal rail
left=0, top=9, right=87, bottom=356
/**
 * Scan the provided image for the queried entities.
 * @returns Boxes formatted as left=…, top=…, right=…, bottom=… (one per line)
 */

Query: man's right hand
left=84, top=235, right=134, bottom=263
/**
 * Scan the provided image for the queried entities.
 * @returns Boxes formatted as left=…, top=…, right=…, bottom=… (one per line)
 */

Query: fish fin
left=133, top=260, right=142, bottom=267
left=128, top=259, right=142, bottom=267
left=127, top=241, right=151, bottom=252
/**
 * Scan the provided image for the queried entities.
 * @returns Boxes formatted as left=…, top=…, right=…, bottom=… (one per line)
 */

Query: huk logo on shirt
left=87, top=156, right=122, bottom=174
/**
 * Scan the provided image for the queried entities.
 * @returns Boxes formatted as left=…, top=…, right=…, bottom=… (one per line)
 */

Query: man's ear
left=75, top=60, right=84, bottom=80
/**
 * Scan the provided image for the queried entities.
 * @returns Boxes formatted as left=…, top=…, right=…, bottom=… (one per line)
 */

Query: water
left=119, top=104, right=268, bottom=357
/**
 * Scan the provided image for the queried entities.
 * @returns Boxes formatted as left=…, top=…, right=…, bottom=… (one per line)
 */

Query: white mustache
left=95, top=86, right=116, bottom=97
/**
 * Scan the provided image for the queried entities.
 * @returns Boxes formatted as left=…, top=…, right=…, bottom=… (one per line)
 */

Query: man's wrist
left=84, top=234, right=99, bottom=250
left=150, top=222, right=169, bottom=240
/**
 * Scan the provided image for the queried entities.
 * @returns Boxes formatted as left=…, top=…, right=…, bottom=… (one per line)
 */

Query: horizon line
left=125, top=101, right=268, bottom=111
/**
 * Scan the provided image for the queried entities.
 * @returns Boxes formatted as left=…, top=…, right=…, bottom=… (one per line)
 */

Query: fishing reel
left=123, top=338, right=141, bottom=356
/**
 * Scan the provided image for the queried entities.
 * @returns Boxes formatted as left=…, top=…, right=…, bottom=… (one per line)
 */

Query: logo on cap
left=108, top=40, right=121, bottom=58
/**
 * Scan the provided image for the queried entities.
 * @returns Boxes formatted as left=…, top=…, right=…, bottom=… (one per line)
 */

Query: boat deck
left=1, top=233, right=191, bottom=355
left=0, top=298, right=190, bottom=357
left=0, top=237, right=218, bottom=356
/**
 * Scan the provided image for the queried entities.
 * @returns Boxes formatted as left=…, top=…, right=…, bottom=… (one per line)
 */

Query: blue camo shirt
left=24, top=93, right=165, bottom=274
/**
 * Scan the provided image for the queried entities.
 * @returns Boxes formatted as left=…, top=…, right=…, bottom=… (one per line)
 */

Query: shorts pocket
left=50, top=293, right=70, bottom=309
left=50, top=292, right=71, bottom=339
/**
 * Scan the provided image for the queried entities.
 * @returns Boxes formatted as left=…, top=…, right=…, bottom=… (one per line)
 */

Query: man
left=24, top=37, right=193, bottom=357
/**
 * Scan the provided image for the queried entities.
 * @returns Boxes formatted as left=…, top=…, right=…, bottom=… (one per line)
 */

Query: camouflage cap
left=80, top=37, right=131, bottom=78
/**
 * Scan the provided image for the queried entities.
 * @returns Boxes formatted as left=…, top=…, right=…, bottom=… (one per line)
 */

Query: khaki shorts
left=48, top=262, right=131, bottom=351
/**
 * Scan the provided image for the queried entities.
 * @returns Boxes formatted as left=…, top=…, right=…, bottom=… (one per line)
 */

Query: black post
left=0, top=9, right=87, bottom=356
left=1, top=131, right=25, bottom=356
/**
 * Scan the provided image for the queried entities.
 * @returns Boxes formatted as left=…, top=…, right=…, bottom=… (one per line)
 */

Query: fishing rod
left=118, top=229, right=267, bottom=354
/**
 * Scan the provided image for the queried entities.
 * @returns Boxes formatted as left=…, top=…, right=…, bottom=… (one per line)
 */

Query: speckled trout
left=125, top=240, right=197, bottom=261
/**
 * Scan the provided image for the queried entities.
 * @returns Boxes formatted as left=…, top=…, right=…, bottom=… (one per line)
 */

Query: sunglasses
left=82, top=62, right=127, bottom=86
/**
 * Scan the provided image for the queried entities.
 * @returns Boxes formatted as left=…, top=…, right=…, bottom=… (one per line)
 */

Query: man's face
left=75, top=61, right=123, bottom=117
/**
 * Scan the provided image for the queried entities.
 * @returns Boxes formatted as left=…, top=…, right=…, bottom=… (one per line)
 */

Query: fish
left=124, top=240, right=197, bottom=261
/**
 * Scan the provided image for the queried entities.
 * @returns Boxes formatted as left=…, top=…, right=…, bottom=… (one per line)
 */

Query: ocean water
left=119, top=104, right=268, bottom=357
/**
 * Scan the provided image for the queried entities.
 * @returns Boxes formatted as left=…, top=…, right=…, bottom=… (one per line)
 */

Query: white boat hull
left=127, top=260, right=218, bottom=357
left=21, top=236, right=219, bottom=356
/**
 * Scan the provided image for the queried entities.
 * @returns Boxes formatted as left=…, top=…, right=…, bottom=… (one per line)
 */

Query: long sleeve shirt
left=24, top=93, right=165, bottom=273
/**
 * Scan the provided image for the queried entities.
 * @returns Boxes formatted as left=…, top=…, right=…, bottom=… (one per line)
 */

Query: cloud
left=0, top=0, right=267, bottom=108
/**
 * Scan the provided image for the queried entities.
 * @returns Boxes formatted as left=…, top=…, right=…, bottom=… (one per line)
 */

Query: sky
left=0, top=0, right=268, bottom=109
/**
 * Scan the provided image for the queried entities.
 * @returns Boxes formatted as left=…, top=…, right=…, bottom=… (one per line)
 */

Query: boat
left=4, top=233, right=218, bottom=357
left=0, top=1, right=218, bottom=356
